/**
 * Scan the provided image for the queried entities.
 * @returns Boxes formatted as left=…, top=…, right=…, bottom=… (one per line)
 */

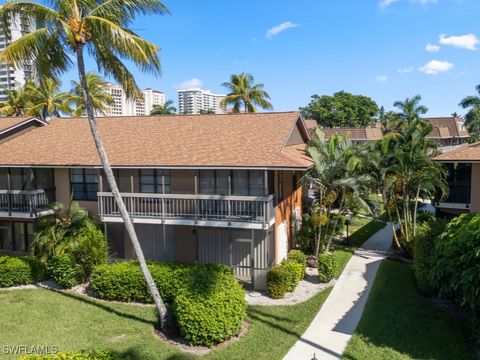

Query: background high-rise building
left=0, top=14, right=37, bottom=102
left=103, top=84, right=165, bottom=116
left=177, top=88, right=226, bottom=115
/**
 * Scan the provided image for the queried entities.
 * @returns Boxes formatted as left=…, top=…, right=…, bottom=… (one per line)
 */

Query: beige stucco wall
left=470, top=164, right=480, bottom=212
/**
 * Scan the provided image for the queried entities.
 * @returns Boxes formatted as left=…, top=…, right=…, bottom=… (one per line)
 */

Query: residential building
left=433, top=142, right=480, bottom=216
left=305, top=117, right=470, bottom=148
left=0, top=14, right=37, bottom=102
left=103, top=84, right=165, bottom=116
left=0, top=112, right=311, bottom=290
left=177, top=88, right=226, bottom=114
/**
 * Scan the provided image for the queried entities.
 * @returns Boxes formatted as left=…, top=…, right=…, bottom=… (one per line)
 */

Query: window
left=139, top=169, right=171, bottom=193
left=199, top=170, right=229, bottom=195
left=70, top=169, right=98, bottom=201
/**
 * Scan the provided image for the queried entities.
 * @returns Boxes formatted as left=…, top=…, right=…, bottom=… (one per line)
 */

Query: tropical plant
left=459, top=84, right=480, bottom=138
left=221, top=73, right=273, bottom=113
left=70, top=72, right=114, bottom=116
left=393, top=95, right=428, bottom=123
left=24, top=78, right=71, bottom=120
left=199, top=108, right=215, bottom=114
left=0, top=0, right=171, bottom=329
left=150, top=99, right=176, bottom=115
left=305, top=129, right=373, bottom=256
left=0, top=88, right=29, bottom=116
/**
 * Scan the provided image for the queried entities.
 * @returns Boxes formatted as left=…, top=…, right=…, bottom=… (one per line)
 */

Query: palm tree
left=0, top=0, right=170, bottom=329
left=70, top=73, right=114, bottom=117
left=24, top=78, right=71, bottom=120
left=459, top=85, right=480, bottom=138
left=150, top=99, right=176, bottom=115
left=393, top=95, right=428, bottom=123
left=221, top=73, right=273, bottom=113
left=0, top=88, right=28, bottom=116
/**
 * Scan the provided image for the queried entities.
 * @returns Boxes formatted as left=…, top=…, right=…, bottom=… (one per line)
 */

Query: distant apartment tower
left=177, top=88, right=226, bottom=115
left=103, top=84, right=165, bottom=116
left=0, top=14, right=37, bottom=102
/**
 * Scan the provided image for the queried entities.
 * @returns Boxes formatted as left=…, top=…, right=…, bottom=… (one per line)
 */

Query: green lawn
left=348, top=218, right=386, bottom=248
left=342, top=260, right=474, bottom=360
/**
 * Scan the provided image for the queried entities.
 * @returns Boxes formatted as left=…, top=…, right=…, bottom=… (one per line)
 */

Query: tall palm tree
left=24, top=78, right=71, bottom=120
left=150, top=99, right=176, bottom=115
left=70, top=72, right=114, bottom=117
left=393, top=95, right=428, bottom=123
left=459, top=85, right=480, bottom=138
left=221, top=73, right=273, bottom=113
left=0, top=0, right=170, bottom=329
left=0, top=88, right=28, bottom=116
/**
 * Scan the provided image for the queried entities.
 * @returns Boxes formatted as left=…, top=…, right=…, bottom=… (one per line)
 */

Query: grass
left=342, top=260, right=474, bottom=360
left=348, top=218, right=386, bottom=248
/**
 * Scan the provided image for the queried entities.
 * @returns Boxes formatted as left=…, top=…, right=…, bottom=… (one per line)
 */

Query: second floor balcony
left=0, top=190, right=53, bottom=218
left=98, top=192, right=276, bottom=229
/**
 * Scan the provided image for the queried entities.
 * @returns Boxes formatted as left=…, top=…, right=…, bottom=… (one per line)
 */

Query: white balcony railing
left=0, top=190, right=51, bottom=217
left=98, top=192, right=276, bottom=226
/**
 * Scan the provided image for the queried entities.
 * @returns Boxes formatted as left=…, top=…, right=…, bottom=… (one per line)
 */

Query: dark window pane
left=249, top=170, right=264, bottom=196
left=232, top=170, right=248, bottom=196
left=199, top=170, right=215, bottom=194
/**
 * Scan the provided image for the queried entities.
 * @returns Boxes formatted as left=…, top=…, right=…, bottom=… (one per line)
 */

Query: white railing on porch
left=98, top=192, right=275, bottom=225
left=0, top=189, right=50, bottom=217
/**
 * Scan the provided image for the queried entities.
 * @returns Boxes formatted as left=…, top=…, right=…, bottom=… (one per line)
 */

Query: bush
left=20, top=349, right=128, bottom=360
left=71, top=225, right=108, bottom=281
left=413, top=218, right=448, bottom=291
left=173, top=266, right=247, bottom=346
left=431, top=214, right=480, bottom=313
left=318, top=254, right=337, bottom=283
left=0, top=256, right=46, bottom=287
left=47, top=254, right=82, bottom=288
left=288, top=250, right=307, bottom=277
left=266, top=259, right=304, bottom=299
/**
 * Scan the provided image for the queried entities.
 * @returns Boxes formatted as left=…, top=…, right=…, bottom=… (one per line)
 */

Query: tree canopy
left=301, top=91, right=379, bottom=128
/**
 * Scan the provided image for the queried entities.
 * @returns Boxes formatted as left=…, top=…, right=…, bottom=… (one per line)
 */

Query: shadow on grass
left=44, top=287, right=158, bottom=327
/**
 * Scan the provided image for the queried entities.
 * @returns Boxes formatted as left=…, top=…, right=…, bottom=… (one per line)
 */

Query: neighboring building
left=0, top=112, right=311, bottom=290
left=177, top=88, right=226, bottom=114
left=103, top=84, right=165, bottom=116
left=0, top=14, right=37, bottom=102
left=433, top=142, right=480, bottom=216
left=305, top=117, right=470, bottom=147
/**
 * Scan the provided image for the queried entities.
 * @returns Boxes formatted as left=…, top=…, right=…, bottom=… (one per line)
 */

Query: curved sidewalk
left=283, top=223, right=393, bottom=360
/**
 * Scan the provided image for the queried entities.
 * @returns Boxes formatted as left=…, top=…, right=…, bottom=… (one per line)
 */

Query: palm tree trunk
left=413, top=185, right=421, bottom=237
left=75, top=44, right=168, bottom=330
left=382, top=191, right=401, bottom=249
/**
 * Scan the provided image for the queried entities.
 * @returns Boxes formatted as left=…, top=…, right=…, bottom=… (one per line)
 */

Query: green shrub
left=47, top=254, right=82, bottom=288
left=431, top=214, right=480, bottom=312
left=71, top=225, right=108, bottom=281
left=288, top=250, right=307, bottom=277
left=413, top=218, right=448, bottom=291
left=20, top=349, right=128, bottom=359
left=266, top=259, right=304, bottom=299
left=173, top=266, right=247, bottom=346
left=0, top=257, right=33, bottom=287
left=318, top=254, right=337, bottom=283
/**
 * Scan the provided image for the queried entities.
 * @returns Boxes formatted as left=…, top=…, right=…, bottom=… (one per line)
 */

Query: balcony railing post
left=228, top=198, right=231, bottom=225
left=161, top=197, right=165, bottom=224
left=7, top=192, right=11, bottom=216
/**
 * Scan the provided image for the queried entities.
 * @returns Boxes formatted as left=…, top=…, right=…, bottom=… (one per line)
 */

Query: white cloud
left=439, top=33, right=479, bottom=50
left=178, top=78, right=202, bottom=89
left=419, top=60, right=454, bottom=74
left=380, top=0, right=436, bottom=7
left=398, top=67, right=414, bottom=73
left=375, top=75, right=389, bottom=82
left=426, top=43, right=441, bottom=52
left=266, top=21, right=299, bottom=39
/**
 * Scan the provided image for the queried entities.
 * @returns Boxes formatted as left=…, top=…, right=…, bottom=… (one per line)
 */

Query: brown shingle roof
left=304, top=119, right=318, bottom=130
left=0, top=112, right=311, bottom=169
left=428, top=117, right=469, bottom=138
left=433, top=142, right=480, bottom=162
left=0, top=116, right=42, bottom=133
left=320, top=127, right=383, bottom=141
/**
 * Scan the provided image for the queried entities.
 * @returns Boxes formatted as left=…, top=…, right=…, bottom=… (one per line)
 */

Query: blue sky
left=12, top=0, right=480, bottom=115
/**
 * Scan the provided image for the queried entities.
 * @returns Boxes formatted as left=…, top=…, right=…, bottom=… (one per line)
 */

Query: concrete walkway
left=283, top=223, right=393, bottom=360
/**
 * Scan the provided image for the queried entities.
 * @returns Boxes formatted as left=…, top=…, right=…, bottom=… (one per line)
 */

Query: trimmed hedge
left=0, top=256, right=45, bottom=287
left=318, top=254, right=337, bottom=283
left=47, top=254, right=82, bottom=289
left=266, top=259, right=304, bottom=299
left=174, top=266, right=247, bottom=346
left=288, top=250, right=307, bottom=278
left=20, top=350, right=128, bottom=360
